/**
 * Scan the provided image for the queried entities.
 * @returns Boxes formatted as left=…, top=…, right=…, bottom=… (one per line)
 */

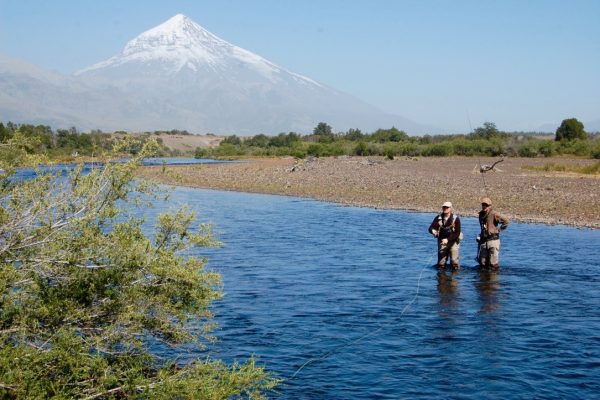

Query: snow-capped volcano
left=2, top=14, right=426, bottom=134
left=77, top=14, right=320, bottom=86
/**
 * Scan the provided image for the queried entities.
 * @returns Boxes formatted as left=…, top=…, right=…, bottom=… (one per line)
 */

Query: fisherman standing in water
left=477, top=197, right=509, bottom=269
left=428, top=201, right=462, bottom=269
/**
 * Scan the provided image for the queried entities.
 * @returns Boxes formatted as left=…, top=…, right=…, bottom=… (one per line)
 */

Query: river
left=144, top=186, right=600, bottom=399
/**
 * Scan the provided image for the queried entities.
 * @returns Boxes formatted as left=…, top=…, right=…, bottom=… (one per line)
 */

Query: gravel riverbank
left=138, top=156, right=599, bottom=229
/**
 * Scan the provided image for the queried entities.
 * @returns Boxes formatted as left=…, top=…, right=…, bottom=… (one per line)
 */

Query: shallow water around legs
left=149, top=187, right=600, bottom=399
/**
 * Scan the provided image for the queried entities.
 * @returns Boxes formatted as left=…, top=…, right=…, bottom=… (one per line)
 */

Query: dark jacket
left=428, top=213, right=461, bottom=242
left=478, top=208, right=509, bottom=240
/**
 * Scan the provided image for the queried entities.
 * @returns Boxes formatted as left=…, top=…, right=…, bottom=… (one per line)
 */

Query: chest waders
left=475, top=236, right=489, bottom=266
left=478, top=213, right=494, bottom=268
left=483, top=239, right=490, bottom=268
left=439, top=214, right=459, bottom=268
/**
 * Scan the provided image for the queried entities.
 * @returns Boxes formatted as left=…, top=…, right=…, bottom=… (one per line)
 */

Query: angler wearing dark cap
left=428, top=201, right=462, bottom=269
left=477, top=197, right=509, bottom=269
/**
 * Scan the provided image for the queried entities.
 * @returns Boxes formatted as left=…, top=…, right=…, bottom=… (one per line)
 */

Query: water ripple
left=145, top=187, right=600, bottom=399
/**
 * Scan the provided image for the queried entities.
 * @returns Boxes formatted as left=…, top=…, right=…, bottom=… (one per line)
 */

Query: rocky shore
left=138, top=156, right=600, bottom=229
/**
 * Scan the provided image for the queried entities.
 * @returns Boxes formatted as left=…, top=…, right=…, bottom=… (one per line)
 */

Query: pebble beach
left=138, top=156, right=600, bottom=229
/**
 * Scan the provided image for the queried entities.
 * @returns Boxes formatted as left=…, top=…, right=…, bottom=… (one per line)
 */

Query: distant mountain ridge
left=0, top=14, right=430, bottom=134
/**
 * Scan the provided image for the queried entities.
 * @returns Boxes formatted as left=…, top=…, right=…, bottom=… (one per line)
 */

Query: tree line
left=0, top=122, right=186, bottom=159
left=197, top=119, right=600, bottom=160
left=2, top=118, right=598, bottom=161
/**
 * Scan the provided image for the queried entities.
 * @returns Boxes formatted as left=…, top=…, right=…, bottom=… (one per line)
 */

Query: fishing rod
left=467, top=109, right=486, bottom=264
left=288, top=254, right=433, bottom=380
left=467, top=109, right=488, bottom=192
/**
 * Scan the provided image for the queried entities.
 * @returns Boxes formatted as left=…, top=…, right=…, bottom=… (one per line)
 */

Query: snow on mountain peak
left=122, top=13, right=227, bottom=57
left=76, top=14, right=321, bottom=87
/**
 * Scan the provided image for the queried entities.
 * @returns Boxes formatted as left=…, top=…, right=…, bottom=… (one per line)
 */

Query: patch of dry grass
left=523, top=161, right=600, bottom=175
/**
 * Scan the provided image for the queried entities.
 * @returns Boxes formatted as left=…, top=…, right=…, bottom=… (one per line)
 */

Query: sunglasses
left=481, top=203, right=490, bottom=207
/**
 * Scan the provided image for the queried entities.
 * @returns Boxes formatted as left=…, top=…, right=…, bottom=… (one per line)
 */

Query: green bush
left=518, top=143, right=538, bottom=157
left=537, top=139, right=556, bottom=157
left=422, top=143, right=451, bottom=157
left=557, top=139, right=591, bottom=157
left=590, top=140, right=600, bottom=159
left=0, top=139, right=278, bottom=398
left=354, top=142, right=369, bottom=156
left=327, top=142, right=347, bottom=156
left=452, top=138, right=491, bottom=156
left=268, top=132, right=301, bottom=147
left=451, top=139, right=473, bottom=156
left=290, top=148, right=307, bottom=158
left=221, top=135, right=242, bottom=145
left=215, top=143, right=244, bottom=157
left=383, top=143, right=398, bottom=159
left=344, top=128, right=364, bottom=141
left=245, top=134, right=270, bottom=147
left=194, top=147, right=212, bottom=158
left=371, top=127, right=408, bottom=143
left=395, top=142, right=420, bottom=156
left=485, top=139, right=505, bottom=156
left=307, top=143, right=324, bottom=157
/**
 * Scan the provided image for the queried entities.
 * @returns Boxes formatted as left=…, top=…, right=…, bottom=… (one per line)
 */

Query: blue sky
left=1, top=0, right=599, bottom=133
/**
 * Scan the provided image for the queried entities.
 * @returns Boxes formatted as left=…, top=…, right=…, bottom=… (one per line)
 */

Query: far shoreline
left=137, top=156, right=600, bottom=230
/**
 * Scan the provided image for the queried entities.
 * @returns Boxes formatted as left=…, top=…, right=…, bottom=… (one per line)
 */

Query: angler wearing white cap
left=428, top=201, right=462, bottom=269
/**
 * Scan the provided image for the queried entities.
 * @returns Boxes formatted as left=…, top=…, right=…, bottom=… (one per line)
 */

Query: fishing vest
left=437, top=213, right=461, bottom=242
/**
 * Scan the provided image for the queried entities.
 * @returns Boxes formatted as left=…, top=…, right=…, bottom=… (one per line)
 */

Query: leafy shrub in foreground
left=0, top=139, right=278, bottom=398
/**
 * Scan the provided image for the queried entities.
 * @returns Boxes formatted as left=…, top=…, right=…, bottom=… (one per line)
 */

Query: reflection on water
left=143, top=187, right=600, bottom=399
left=436, top=270, right=460, bottom=314
left=475, top=269, right=501, bottom=314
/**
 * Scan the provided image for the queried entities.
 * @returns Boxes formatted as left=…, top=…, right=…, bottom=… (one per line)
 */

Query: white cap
left=442, top=201, right=452, bottom=208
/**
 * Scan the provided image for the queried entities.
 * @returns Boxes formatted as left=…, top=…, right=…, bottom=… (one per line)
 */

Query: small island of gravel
left=138, top=156, right=599, bottom=229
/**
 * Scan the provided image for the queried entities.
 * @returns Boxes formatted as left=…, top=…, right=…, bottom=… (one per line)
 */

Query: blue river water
left=9, top=157, right=226, bottom=180
left=144, top=186, right=600, bottom=399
